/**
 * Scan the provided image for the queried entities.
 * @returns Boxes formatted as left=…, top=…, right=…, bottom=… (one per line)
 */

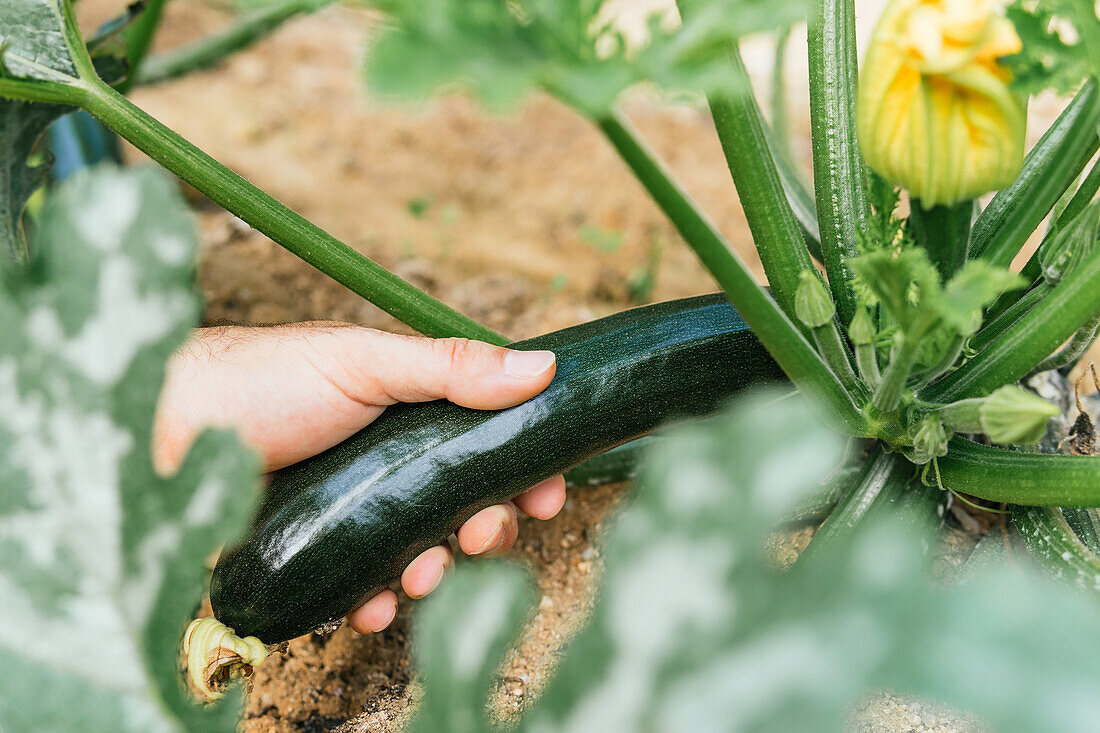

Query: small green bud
left=1040, top=200, right=1100, bottom=284
left=795, top=271, right=835, bottom=329
left=939, top=385, right=1060, bottom=445
left=979, top=385, right=1061, bottom=445
left=848, top=305, right=877, bottom=345
left=906, top=414, right=949, bottom=465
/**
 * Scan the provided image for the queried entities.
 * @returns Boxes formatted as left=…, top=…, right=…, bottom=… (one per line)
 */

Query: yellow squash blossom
left=857, top=0, right=1026, bottom=207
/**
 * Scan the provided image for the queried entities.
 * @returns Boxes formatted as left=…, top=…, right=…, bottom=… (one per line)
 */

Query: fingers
left=401, top=545, right=453, bottom=599
left=348, top=330, right=557, bottom=410
left=513, top=475, right=567, bottom=520
left=346, top=544, right=455, bottom=635
left=348, top=480, right=568, bottom=635
left=347, top=589, right=398, bottom=635
left=457, top=503, right=520, bottom=557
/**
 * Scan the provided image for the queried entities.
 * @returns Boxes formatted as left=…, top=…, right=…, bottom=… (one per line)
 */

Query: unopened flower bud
left=939, top=385, right=1060, bottom=445
left=848, top=305, right=877, bottom=345
left=795, top=270, right=836, bottom=329
left=857, top=0, right=1025, bottom=206
left=907, top=414, right=949, bottom=464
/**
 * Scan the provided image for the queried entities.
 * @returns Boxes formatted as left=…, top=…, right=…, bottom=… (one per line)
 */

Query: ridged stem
left=923, top=243, right=1100, bottom=402
left=596, top=110, right=870, bottom=436
left=969, top=282, right=1051, bottom=353
left=811, top=324, right=862, bottom=396
left=970, top=79, right=1100, bottom=267
left=706, top=49, right=823, bottom=331
left=806, top=0, right=867, bottom=323
left=1034, top=311, right=1100, bottom=374
left=940, top=438, right=1100, bottom=506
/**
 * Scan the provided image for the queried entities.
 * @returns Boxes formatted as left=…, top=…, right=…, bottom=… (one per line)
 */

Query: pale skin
left=154, top=323, right=565, bottom=635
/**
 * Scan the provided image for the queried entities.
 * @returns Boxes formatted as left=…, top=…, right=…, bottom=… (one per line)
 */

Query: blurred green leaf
left=578, top=223, right=624, bottom=253
left=365, top=0, right=812, bottom=115
left=410, top=390, right=1100, bottom=732
left=0, top=167, right=257, bottom=733
left=1006, top=0, right=1100, bottom=97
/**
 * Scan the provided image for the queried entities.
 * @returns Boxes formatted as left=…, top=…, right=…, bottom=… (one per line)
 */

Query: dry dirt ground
left=71, top=2, right=1087, bottom=731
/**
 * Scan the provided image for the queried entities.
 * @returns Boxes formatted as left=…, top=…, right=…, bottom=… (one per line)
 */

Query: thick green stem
left=910, top=199, right=974, bottom=280
left=923, top=243, right=1100, bottom=403
left=706, top=49, right=821, bottom=330
left=765, top=125, right=823, bottom=262
left=78, top=79, right=506, bottom=344
left=969, top=282, right=1051, bottom=353
left=597, top=111, right=870, bottom=436
left=873, top=323, right=928, bottom=412
left=989, top=155, right=1100, bottom=321
left=798, top=449, right=902, bottom=563
left=1061, top=507, right=1100, bottom=556
left=798, top=448, right=945, bottom=563
left=940, top=438, right=1100, bottom=506
left=806, top=0, right=867, bottom=323
left=811, top=324, right=861, bottom=396
left=1034, top=311, right=1100, bottom=374
left=1013, top=506, right=1100, bottom=598
left=0, top=79, right=81, bottom=105
left=970, top=79, right=1100, bottom=267
left=854, top=341, right=881, bottom=387
left=136, top=0, right=334, bottom=86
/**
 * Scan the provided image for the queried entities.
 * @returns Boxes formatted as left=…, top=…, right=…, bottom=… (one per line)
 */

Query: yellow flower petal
left=857, top=0, right=1025, bottom=207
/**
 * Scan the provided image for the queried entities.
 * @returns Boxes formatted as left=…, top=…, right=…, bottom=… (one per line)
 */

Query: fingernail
left=373, top=601, right=398, bottom=633
left=504, top=350, right=555, bottom=378
left=473, top=510, right=509, bottom=555
left=422, top=563, right=446, bottom=597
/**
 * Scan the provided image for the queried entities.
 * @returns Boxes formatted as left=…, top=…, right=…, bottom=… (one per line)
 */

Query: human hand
left=154, top=323, right=565, bottom=634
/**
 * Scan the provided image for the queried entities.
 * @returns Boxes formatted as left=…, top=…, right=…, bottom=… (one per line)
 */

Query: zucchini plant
left=3, top=0, right=1100, bottom=729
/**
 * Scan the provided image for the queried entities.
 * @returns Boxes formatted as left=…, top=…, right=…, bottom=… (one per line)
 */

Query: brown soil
left=71, top=2, right=1089, bottom=731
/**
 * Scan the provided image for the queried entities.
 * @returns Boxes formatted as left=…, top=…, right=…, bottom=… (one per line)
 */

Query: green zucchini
left=210, top=294, right=782, bottom=643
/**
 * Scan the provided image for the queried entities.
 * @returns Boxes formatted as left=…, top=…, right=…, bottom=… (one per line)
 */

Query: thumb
left=354, top=330, right=557, bottom=410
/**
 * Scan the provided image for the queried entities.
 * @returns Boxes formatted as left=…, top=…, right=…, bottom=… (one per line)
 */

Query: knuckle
left=437, top=337, right=475, bottom=372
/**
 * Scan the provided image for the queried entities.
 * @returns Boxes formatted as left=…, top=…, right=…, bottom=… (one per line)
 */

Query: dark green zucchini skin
left=210, top=294, right=781, bottom=643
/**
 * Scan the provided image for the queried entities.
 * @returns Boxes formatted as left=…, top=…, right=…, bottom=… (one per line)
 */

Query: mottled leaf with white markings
left=0, top=0, right=80, bottom=83
left=410, top=391, right=1100, bottom=732
left=0, top=166, right=257, bottom=733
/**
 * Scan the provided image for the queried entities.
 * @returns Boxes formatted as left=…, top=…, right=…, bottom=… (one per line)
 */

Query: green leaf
left=1006, top=0, right=1100, bottom=97
left=0, top=98, right=67, bottom=264
left=366, top=0, right=812, bottom=115
left=932, top=261, right=1026, bottom=335
left=849, top=246, right=939, bottom=331
left=408, top=391, right=1100, bottom=732
left=0, top=166, right=258, bottom=732
left=851, top=250, right=1022, bottom=343
left=0, top=0, right=79, bottom=83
